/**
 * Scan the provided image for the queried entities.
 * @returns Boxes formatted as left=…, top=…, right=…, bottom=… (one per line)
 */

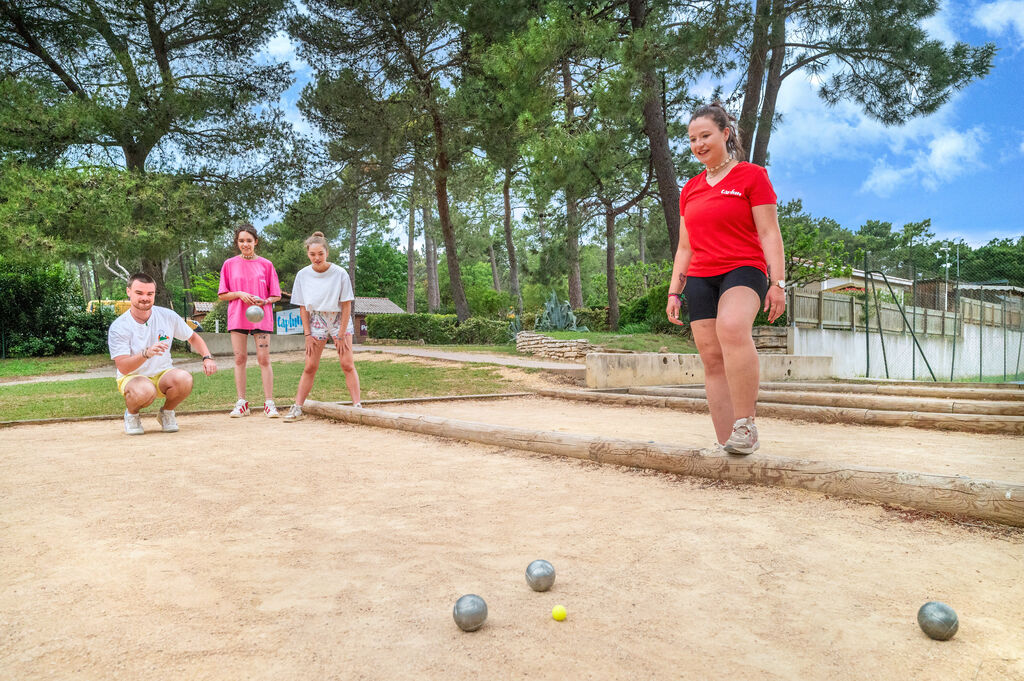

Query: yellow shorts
left=117, top=369, right=174, bottom=398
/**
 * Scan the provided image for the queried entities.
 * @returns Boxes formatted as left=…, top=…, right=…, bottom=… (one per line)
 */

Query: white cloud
left=859, top=127, right=987, bottom=195
left=258, top=30, right=309, bottom=73
left=1020, top=133, right=1024, bottom=153
left=921, top=7, right=959, bottom=44
left=972, top=1, right=1024, bottom=42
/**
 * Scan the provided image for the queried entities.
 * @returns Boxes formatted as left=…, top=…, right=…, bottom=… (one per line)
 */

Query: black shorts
left=683, top=266, right=768, bottom=322
left=228, top=328, right=271, bottom=335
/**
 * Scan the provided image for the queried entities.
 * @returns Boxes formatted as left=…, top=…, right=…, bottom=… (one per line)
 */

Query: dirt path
left=1, top=414, right=1022, bottom=680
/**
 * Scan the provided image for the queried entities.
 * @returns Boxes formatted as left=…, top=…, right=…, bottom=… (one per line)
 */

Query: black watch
left=202, top=355, right=213, bottom=361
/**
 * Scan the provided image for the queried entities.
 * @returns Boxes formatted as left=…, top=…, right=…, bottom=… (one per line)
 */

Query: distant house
left=191, top=301, right=215, bottom=323
left=800, top=268, right=913, bottom=297
left=275, top=293, right=404, bottom=343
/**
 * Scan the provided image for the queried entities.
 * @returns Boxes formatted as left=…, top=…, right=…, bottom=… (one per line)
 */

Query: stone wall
left=516, top=331, right=601, bottom=361
left=752, top=326, right=792, bottom=354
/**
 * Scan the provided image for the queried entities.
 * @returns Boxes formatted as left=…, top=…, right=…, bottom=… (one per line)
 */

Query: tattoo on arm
left=677, top=274, right=686, bottom=288
left=767, top=265, right=772, bottom=280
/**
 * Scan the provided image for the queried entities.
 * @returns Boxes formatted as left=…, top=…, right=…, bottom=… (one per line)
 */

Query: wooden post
left=817, top=290, right=824, bottom=329
left=303, top=400, right=1024, bottom=527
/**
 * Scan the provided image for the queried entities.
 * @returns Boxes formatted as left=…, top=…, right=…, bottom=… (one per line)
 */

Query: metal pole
left=1003, top=298, right=1007, bottom=382
left=864, top=252, right=870, bottom=378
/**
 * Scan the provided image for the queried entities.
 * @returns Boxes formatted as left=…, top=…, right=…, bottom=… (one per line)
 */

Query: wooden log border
left=757, top=381, right=1024, bottom=402
left=540, top=389, right=1024, bottom=436
left=303, top=400, right=1024, bottom=527
left=629, top=387, right=1024, bottom=416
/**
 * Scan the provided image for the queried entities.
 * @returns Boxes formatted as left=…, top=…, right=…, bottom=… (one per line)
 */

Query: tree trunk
left=406, top=194, right=416, bottom=313
left=503, top=168, right=523, bottom=315
left=561, top=58, right=583, bottom=310
left=738, top=0, right=772, bottom=162
left=628, top=0, right=680, bottom=252
left=124, top=147, right=171, bottom=307
left=638, top=207, right=648, bottom=292
left=605, top=205, right=620, bottom=331
left=77, top=262, right=91, bottom=304
left=428, top=112, right=470, bottom=321
left=752, top=0, right=786, bottom=167
left=178, top=246, right=193, bottom=315
left=349, top=200, right=359, bottom=291
left=423, top=205, right=440, bottom=312
left=91, top=258, right=102, bottom=301
left=489, top=243, right=501, bottom=292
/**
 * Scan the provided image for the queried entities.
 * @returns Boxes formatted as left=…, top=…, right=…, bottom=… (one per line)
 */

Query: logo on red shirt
left=720, top=189, right=743, bottom=197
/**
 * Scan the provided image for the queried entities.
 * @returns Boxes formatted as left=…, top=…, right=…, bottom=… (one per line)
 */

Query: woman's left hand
left=764, top=286, right=786, bottom=323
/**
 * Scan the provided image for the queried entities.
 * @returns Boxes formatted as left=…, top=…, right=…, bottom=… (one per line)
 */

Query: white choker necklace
left=705, top=157, right=734, bottom=176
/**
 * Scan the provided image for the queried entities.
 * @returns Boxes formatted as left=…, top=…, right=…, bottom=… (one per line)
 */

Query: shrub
left=621, top=283, right=689, bottom=336
left=203, top=300, right=228, bottom=333
left=535, top=291, right=588, bottom=332
left=453, top=317, right=508, bottom=345
left=367, top=313, right=458, bottom=344
left=62, top=308, right=118, bottom=355
left=573, top=307, right=609, bottom=332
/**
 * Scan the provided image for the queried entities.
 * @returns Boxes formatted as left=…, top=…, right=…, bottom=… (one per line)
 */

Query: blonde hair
left=304, top=231, right=329, bottom=251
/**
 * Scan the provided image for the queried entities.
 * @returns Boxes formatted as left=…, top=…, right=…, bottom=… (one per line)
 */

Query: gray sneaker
left=157, top=409, right=179, bottom=433
left=124, top=410, right=144, bottom=436
left=723, top=417, right=759, bottom=455
left=283, top=404, right=304, bottom=422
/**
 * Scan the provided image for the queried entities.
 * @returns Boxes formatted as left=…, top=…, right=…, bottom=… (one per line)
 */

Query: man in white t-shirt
left=107, top=273, right=218, bottom=435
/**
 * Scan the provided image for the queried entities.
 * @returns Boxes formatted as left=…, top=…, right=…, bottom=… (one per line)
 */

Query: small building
left=807, top=268, right=913, bottom=297
left=191, top=301, right=216, bottom=324
left=352, top=297, right=404, bottom=343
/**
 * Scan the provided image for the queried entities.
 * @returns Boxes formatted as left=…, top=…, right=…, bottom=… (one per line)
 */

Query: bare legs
left=231, top=331, right=274, bottom=402
left=122, top=369, right=194, bottom=413
left=294, top=334, right=361, bottom=406
left=690, top=287, right=762, bottom=444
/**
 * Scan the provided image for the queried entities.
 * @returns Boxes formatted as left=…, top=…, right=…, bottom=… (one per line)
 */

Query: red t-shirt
left=679, top=161, right=776, bottom=277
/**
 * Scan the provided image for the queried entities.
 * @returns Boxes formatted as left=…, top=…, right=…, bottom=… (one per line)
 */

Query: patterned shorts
left=309, top=311, right=343, bottom=341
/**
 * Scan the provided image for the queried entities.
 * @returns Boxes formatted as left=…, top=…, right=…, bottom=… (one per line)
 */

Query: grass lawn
left=421, top=344, right=520, bottom=355
left=0, top=359, right=526, bottom=422
left=0, top=352, right=195, bottom=379
left=542, top=330, right=697, bottom=354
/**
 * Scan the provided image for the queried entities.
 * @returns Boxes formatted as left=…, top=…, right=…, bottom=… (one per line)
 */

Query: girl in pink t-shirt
left=217, top=224, right=282, bottom=417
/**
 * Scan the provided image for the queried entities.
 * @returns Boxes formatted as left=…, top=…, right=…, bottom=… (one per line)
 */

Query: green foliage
left=778, top=199, right=855, bottom=288
left=453, top=317, right=509, bottom=345
left=187, top=272, right=222, bottom=303
left=0, top=256, right=118, bottom=356
left=203, top=300, right=229, bottom=334
left=535, top=291, right=588, bottom=332
left=573, top=307, right=609, bottom=332
left=356, top=236, right=406, bottom=303
left=366, top=314, right=458, bottom=344
left=621, top=283, right=686, bottom=335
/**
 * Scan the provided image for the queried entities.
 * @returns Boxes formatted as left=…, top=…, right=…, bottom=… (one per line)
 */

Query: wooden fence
left=790, top=291, right=1023, bottom=337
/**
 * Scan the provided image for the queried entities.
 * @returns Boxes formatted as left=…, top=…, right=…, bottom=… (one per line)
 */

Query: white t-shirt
left=291, top=263, right=355, bottom=333
left=107, top=306, right=194, bottom=380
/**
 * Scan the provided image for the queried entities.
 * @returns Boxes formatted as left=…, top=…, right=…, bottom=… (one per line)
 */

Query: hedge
left=367, top=313, right=508, bottom=345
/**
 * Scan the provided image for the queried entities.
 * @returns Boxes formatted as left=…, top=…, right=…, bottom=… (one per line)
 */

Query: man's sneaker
left=230, top=399, right=250, bottom=418
left=124, top=410, right=144, bottom=436
left=723, top=417, right=759, bottom=455
left=264, top=400, right=280, bottom=418
left=283, top=404, right=304, bottom=422
left=157, top=409, right=179, bottom=433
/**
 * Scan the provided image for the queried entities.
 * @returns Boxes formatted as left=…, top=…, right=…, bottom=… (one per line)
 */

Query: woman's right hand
left=666, top=295, right=685, bottom=326
left=236, top=292, right=259, bottom=305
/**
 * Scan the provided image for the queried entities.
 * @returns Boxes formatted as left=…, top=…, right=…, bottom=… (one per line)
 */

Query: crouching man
left=108, top=273, right=218, bottom=435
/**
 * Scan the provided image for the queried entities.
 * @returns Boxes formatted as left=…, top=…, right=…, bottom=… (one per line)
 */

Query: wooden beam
left=539, top=389, right=1024, bottom=436
left=303, top=400, right=1024, bottom=527
left=757, top=381, right=1024, bottom=402
left=628, top=386, right=1024, bottom=416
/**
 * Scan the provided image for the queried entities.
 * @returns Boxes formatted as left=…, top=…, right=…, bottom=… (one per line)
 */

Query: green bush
left=367, top=313, right=458, bottom=344
left=453, top=317, right=508, bottom=345
left=573, top=307, right=609, bottom=331
left=621, top=283, right=689, bottom=335
left=63, top=308, right=119, bottom=355
left=203, top=300, right=228, bottom=333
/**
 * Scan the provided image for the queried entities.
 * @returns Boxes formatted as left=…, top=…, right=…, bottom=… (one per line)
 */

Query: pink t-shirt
left=218, top=256, right=281, bottom=331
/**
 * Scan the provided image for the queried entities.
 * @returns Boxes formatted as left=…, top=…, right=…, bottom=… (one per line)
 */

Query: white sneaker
left=283, top=404, right=304, bottom=422
left=157, top=409, right=179, bottom=433
left=124, top=410, right=144, bottom=436
left=264, top=400, right=280, bottom=418
left=230, top=398, right=250, bottom=417
left=723, top=417, right=759, bottom=455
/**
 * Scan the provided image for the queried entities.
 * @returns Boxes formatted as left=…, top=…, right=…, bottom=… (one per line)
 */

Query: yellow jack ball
left=552, top=605, right=567, bottom=621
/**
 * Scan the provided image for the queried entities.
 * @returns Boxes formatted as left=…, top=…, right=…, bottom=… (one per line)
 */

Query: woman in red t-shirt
left=666, top=102, right=786, bottom=454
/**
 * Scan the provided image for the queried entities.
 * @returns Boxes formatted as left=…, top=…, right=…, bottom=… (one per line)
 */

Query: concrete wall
left=792, top=323, right=1024, bottom=380
left=196, top=332, right=308, bottom=357
left=585, top=353, right=833, bottom=388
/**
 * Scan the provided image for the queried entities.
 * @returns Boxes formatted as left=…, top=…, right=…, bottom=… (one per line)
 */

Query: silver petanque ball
left=245, top=304, right=265, bottom=323
left=525, top=559, right=556, bottom=592
left=453, top=594, right=488, bottom=632
left=917, top=601, right=959, bottom=641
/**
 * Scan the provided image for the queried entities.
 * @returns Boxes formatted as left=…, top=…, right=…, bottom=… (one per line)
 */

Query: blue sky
left=260, top=1, right=1024, bottom=248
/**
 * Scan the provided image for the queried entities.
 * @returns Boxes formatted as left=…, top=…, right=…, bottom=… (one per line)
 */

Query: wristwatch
left=202, top=355, right=213, bottom=361
left=773, top=280, right=786, bottom=290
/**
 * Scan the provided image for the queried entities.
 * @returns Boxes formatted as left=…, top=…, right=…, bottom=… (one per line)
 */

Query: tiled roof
left=193, top=301, right=216, bottom=313
left=353, top=297, right=404, bottom=315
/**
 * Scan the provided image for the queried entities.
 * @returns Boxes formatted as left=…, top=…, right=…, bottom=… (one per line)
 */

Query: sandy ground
left=395, top=396, right=1024, bottom=483
left=1, top=414, right=1022, bottom=681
